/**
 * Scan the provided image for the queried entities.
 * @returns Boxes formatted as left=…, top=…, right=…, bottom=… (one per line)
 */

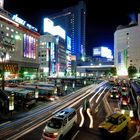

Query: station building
left=0, top=8, right=40, bottom=80
left=114, top=14, right=140, bottom=77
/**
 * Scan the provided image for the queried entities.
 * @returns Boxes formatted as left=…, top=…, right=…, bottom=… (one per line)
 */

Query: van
left=42, top=107, right=77, bottom=140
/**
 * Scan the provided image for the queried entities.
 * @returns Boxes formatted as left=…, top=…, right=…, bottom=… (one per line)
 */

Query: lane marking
left=71, top=130, right=80, bottom=140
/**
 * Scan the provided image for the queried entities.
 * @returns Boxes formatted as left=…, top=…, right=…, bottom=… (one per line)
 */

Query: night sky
left=3, top=0, right=140, bottom=56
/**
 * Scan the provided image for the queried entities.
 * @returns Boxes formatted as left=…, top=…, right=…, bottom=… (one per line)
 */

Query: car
left=98, top=113, right=130, bottom=134
left=120, top=94, right=130, bottom=106
left=110, top=86, right=120, bottom=99
left=121, top=86, right=128, bottom=94
left=42, top=107, right=77, bottom=140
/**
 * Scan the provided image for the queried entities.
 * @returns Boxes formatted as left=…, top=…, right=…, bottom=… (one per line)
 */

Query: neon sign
left=12, top=14, right=38, bottom=32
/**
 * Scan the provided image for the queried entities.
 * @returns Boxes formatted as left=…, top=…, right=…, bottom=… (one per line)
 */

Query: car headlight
left=53, top=132, right=58, bottom=136
left=43, top=129, right=46, bottom=133
left=116, top=95, right=119, bottom=98
left=129, top=110, right=134, bottom=117
left=109, top=130, right=116, bottom=133
left=98, top=125, right=103, bottom=128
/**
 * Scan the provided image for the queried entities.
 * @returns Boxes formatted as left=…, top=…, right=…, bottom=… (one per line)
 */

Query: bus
left=18, top=85, right=57, bottom=101
left=19, top=82, right=65, bottom=96
left=4, top=87, right=36, bottom=108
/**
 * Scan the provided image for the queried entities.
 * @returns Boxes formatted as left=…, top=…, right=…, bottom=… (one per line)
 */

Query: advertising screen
left=23, top=34, right=36, bottom=59
left=93, top=48, right=101, bottom=56
left=67, top=36, right=71, bottom=51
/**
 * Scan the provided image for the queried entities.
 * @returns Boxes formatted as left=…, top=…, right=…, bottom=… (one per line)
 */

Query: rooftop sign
left=12, top=14, right=38, bottom=32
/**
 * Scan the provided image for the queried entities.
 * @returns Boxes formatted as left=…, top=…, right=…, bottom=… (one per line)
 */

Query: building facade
left=0, top=8, right=40, bottom=80
left=39, top=34, right=67, bottom=77
left=114, top=14, right=140, bottom=76
left=49, top=1, right=86, bottom=61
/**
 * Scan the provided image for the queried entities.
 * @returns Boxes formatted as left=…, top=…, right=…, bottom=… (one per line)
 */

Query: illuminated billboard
left=23, top=34, right=36, bottom=59
left=43, top=18, right=54, bottom=34
left=93, top=48, right=101, bottom=56
left=12, top=14, right=38, bottom=31
left=0, top=0, right=4, bottom=8
left=67, top=36, right=71, bottom=51
left=53, top=26, right=65, bottom=39
left=93, top=46, right=113, bottom=59
left=43, top=18, right=66, bottom=39
left=101, top=47, right=113, bottom=59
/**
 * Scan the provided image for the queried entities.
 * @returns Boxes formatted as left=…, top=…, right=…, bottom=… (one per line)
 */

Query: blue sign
left=118, top=52, right=121, bottom=64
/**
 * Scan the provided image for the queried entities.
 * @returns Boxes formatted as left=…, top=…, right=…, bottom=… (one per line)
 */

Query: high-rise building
left=49, top=1, right=86, bottom=61
left=39, top=34, right=67, bottom=77
left=114, top=14, right=140, bottom=77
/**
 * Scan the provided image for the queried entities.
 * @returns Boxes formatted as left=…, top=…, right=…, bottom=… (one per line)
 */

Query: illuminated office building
left=114, top=14, right=140, bottom=77
left=39, top=34, right=67, bottom=77
left=49, top=1, right=86, bottom=61
left=0, top=8, right=40, bottom=79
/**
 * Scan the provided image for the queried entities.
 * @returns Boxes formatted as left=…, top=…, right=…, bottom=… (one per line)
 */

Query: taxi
left=98, top=113, right=130, bottom=133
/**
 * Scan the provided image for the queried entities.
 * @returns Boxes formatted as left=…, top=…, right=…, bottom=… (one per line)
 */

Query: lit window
left=11, top=29, right=14, bottom=32
left=6, top=33, right=9, bottom=36
left=6, top=27, right=9, bottom=30
left=0, top=24, right=4, bottom=28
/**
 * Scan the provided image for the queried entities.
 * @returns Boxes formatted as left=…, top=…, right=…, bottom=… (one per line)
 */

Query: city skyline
left=4, top=0, right=140, bottom=56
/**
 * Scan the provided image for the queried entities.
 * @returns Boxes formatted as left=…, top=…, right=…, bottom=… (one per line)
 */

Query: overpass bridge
left=76, top=64, right=115, bottom=76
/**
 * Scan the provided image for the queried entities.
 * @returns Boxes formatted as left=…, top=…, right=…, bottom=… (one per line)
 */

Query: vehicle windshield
left=122, top=95, right=128, bottom=100
left=106, top=116, right=118, bottom=125
left=113, top=87, right=117, bottom=90
left=47, top=118, right=62, bottom=129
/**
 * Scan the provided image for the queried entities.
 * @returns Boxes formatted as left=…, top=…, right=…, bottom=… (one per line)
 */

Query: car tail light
left=44, top=132, right=58, bottom=138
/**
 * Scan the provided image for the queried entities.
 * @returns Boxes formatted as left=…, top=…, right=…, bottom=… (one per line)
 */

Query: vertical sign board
left=9, top=94, right=14, bottom=111
left=35, top=88, right=39, bottom=99
left=118, top=51, right=121, bottom=70
left=124, top=49, right=127, bottom=68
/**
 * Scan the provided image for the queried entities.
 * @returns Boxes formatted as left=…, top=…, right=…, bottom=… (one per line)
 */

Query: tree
left=0, top=69, right=2, bottom=78
left=128, top=65, right=137, bottom=78
left=110, top=67, right=117, bottom=76
left=104, top=68, right=117, bottom=77
left=18, top=69, right=24, bottom=79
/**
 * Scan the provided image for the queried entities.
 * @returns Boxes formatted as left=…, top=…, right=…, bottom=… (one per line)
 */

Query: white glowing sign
left=44, top=18, right=54, bottom=34
left=12, top=14, right=26, bottom=25
left=43, top=18, right=66, bottom=39
left=53, top=26, right=66, bottom=39
left=93, top=48, right=101, bottom=56
left=0, top=0, right=4, bottom=8
left=12, top=14, right=38, bottom=31
left=93, top=46, right=113, bottom=59
left=101, top=47, right=113, bottom=59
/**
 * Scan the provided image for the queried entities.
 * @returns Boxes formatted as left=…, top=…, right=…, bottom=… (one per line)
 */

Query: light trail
left=89, top=87, right=103, bottom=103
left=95, top=87, right=107, bottom=103
left=79, top=107, right=84, bottom=127
left=86, top=108, right=93, bottom=128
